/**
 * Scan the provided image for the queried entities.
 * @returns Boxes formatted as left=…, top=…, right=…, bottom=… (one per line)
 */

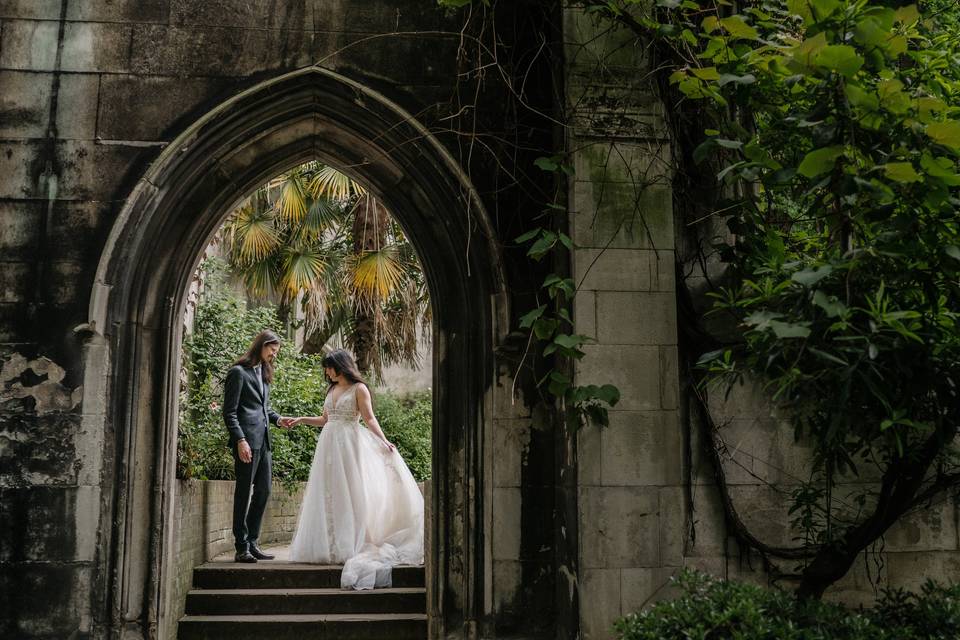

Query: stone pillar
left=564, top=6, right=683, bottom=638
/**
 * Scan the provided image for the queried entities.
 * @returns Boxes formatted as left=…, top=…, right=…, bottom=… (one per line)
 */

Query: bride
left=287, top=349, right=424, bottom=589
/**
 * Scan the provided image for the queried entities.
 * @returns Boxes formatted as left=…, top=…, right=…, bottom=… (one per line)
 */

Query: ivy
left=515, top=219, right=620, bottom=429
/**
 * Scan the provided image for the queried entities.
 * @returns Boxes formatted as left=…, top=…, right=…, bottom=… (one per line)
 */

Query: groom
left=222, top=329, right=293, bottom=563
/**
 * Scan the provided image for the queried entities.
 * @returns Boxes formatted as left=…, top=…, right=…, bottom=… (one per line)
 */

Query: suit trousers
left=232, top=443, right=272, bottom=552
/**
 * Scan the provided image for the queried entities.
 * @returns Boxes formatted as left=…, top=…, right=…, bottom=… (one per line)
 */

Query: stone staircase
left=177, top=562, right=426, bottom=639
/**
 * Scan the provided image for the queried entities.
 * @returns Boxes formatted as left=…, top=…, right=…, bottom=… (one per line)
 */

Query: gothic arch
left=84, top=66, right=508, bottom=639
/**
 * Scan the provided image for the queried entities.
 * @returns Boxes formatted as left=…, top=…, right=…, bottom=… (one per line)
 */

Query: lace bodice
left=325, top=384, right=361, bottom=423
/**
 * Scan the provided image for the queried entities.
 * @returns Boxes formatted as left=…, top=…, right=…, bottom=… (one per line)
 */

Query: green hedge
left=178, top=259, right=432, bottom=486
left=615, top=571, right=960, bottom=640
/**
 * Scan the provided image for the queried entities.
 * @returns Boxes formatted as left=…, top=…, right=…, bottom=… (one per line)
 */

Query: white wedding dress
left=288, top=383, right=424, bottom=589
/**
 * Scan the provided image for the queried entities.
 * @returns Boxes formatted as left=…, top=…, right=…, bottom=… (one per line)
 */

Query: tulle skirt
left=288, top=419, right=424, bottom=589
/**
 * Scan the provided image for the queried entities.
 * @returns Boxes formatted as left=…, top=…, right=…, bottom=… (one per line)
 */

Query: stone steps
left=177, top=613, right=427, bottom=640
left=178, top=561, right=427, bottom=639
left=192, top=563, right=425, bottom=589
left=185, top=587, right=426, bottom=615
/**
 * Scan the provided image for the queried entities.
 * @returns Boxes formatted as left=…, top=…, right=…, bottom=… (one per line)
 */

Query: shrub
left=373, top=390, right=432, bottom=482
left=614, top=571, right=960, bottom=640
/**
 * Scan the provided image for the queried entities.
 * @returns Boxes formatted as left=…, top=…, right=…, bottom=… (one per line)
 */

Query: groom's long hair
left=321, top=349, right=366, bottom=388
left=232, top=330, right=282, bottom=385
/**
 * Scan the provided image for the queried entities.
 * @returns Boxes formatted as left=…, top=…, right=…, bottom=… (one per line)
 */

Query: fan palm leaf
left=275, top=172, right=309, bottom=223
left=302, top=196, right=340, bottom=237
left=352, top=248, right=405, bottom=303
left=279, top=246, right=327, bottom=301
left=308, top=165, right=366, bottom=201
left=241, top=257, right=278, bottom=299
left=230, top=204, right=280, bottom=263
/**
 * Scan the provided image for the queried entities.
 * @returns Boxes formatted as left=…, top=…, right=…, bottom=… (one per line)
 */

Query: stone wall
left=167, top=479, right=304, bottom=637
left=0, top=2, right=545, bottom=638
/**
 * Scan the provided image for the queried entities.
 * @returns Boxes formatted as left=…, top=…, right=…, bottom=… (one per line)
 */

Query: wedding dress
left=288, top=383, right=424, bottom=589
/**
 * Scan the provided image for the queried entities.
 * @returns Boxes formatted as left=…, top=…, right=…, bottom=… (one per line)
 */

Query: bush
left=177, top=258, right=433, bottom=486
left=374, top=390, right=432, bottom=482
left=614, top=571, right=960, bottom=640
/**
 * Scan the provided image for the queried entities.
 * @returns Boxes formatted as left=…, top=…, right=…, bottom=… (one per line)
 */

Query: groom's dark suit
left=222, top=364, right=280, bottom=553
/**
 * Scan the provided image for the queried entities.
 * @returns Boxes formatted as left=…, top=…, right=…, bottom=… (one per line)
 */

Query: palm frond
left=308, top=165, right=366, bottom=202
left=241, top=258, right=278, bottom=299
left=303, top=196, right=340, bottom=236
left=279, top=247, right=327, bottom=300
left=230, top=204, right=280, bottom=263
left=275, top=173, right=309, bottom=223
left=351, top=248, right=405, bottom=302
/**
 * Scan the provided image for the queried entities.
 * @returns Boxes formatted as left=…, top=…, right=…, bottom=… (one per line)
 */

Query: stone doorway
left=83, top=67, right=508, bottom=640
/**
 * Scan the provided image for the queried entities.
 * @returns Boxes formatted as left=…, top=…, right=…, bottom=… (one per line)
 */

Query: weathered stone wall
left=698, top=383, right=960, bottom=608
left=0, top=2, right=559, bottom=638
left=167, top=479, right=304, bottom=638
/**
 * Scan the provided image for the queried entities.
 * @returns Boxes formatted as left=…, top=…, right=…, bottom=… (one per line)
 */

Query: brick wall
left=166, top=479, right=305, bottom=633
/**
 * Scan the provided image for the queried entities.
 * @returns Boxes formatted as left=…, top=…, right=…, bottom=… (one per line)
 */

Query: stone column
left=564, top=6, right=683, bottom=638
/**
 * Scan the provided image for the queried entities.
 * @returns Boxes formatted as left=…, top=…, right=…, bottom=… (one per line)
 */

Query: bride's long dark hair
left=322, top=349, right=366, bottom=388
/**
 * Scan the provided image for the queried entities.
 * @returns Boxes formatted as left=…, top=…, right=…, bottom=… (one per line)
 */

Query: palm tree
left=222, top=161, right=429, bottom=378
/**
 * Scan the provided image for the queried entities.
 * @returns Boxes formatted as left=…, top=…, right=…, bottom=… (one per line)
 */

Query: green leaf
left=715, top=138, right=743, bottom=149
left=692, top=66, right=721, bottom=80
left=845, top=83, right=878, bottom=111
left=883, top=162, right=922, bottom=183
left=744, top=310, right=784, bottom=330
left=718, top=15, right=758, bottom=40
left=534, top=156, right=559, bottom=171
left=809, top=348, right=848, bottom=366
left=787, top=0, right=813, bottom=23
left=812, top=290, right=847, bottom=317
left=920, top=153, right=960, bottom=185
left=514, top=227, right=542, bottom=244
left=815, top=45, right=864, bottom=77
left=718, top=73, right=756, bottom=86
left=770, top=320, right=812, bottom=338
left=519, top=305, right=546, bottom=329
left=894, top=4, right=919, bottom=23
left=797, top=146, right=843, bottom=178
left=792, top=265, right=833, bottom=287
left=945, top=246, right=960, bottom=262
left=926, top=122, right=960, bottom=151
left=533, top=317, right=559, bottom=340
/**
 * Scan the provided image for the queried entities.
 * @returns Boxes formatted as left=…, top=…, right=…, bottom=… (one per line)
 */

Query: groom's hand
left=277, top=416, right=294, bottom=428
left=237, top=439, right=253, bottom=463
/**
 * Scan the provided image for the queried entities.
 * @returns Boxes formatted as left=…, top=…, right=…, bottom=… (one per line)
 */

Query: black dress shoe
left=235, top=550, right=258, bottom=563
left=249, top=545, right=275, bottom=560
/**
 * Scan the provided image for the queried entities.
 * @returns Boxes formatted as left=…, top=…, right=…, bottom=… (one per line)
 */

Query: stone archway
left=83, top=66, right=508, bottom=640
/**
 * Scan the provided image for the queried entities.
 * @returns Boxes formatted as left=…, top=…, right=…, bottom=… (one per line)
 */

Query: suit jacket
left=222, top=364, right=280, bottom=450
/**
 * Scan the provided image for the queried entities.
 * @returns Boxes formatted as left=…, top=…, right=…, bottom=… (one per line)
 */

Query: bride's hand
left=382, top=439, right=396, bottom=453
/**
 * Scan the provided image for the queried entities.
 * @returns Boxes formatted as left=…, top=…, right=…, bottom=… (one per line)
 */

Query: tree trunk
left=349, top=197, right=389, bottom=374
left=796, top=418, right=958, bottom=598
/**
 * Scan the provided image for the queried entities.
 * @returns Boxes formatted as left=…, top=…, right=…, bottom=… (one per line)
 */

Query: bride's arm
left=296, top=406, right=329, bottom=427
left=356, top=384, right=395, bottom=451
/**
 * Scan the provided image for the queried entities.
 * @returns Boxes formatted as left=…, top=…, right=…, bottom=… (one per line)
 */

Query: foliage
left=369, top=390, right=433, bottom=482
left=178, top=258, right=433, bottom=487
left=515, top=225, right=621, bottom=428
left=223, top=161, right=429, bottom=378
left=614, top=570, right=960, bottom=640
left=566, top=0, right=960, bottom=596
